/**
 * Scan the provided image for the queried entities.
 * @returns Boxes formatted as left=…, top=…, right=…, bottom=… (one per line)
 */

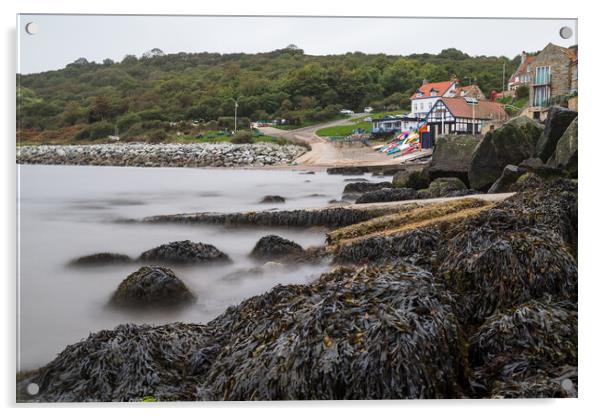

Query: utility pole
left=502, top=62, right=506, bottom=92
left=234, top=99, right=238, bottom=132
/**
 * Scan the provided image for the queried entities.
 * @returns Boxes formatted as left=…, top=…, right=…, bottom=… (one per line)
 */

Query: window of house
left=533, top=86, right=550, bottom=106
left=534, top=66, right=550, bottom=84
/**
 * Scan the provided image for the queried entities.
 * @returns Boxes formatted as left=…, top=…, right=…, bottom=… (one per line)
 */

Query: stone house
left=529, top=43, right=578, bottom=108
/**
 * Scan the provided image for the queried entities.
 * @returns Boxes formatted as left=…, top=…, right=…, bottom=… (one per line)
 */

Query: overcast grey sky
left=17, top=14, right=577, bottom=74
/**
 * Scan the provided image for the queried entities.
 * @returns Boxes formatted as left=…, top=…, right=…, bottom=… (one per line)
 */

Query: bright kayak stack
left=376, top=122, right=426, bottom=156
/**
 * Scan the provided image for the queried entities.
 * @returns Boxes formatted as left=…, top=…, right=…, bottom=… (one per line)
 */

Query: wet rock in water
left=429, top=134, right=481, bottom=185
left=250, top=235, right=304, bottom=261
left=204, top=263, right=467, bottom=400
left=139, top=240, right=229, bottom=264
left=355, top=187, right=418, bottom=204
left=550, top=117, right=578, bottom=177
left=334, top=228, right=441, bottom=270
left=300, top=171, right=315, bottom=175
left=427, top=177, right=466, bottom=197
left=24, top=322, right=220, bottom=402
left=434, top=183, right=578, bottom=324
left=487, top=164, right=525, bottom=194
left=470, top=301, right=577, bottom=398
left=535, top=106, right=578, bottom=163
left=69, top=252, right=133, bottom=267
left=468, top=116, right=543, bottom=190
left=110, top=266, right=196, bottom=308
left=259, top=195, right=286, bottom=203
left=342, top=181, right=392, bottom=194
left=343, top=177, right=368, bottom=182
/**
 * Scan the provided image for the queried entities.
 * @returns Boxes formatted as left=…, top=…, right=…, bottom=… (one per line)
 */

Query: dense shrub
left=88, top=121, right=114, bottom=140
left=230, top=130, right=253, bottom=144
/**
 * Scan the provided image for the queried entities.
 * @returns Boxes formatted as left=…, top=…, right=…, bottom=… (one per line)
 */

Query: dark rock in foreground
left=434, top=180, right=578, bottom=324
left=468, top=116, right=543, bottom=191
left=342, top=181, right=392, bottom=194
left=204, top=263, right=467, bottom=400
left=259, top=195, right=286, bottom=203
left=470, top=301, right=577, bottom=398
left=535, top=106, right=578, bottom=163
left=250, top=235, right=304, bottom=261
left=355, top=188, right=418, bottom=204
left=326, top=166, right=368, bottom=175
left=110, top=266, right=196, bottom=308
left=139, top=240, right=229, bottom=264
left=24, top=263, right=467, bottom=401
left=429, top=134, right=481, bottom=185
left=69, top=252, right=133, bottom=267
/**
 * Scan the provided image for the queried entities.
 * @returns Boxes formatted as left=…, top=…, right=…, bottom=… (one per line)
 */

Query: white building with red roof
left=410, top=79, right=458, bottom=118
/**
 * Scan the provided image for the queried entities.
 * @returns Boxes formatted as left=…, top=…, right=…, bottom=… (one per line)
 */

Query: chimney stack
left=422, top=79, right=429, bottom=85
left=521, top=51, right=527, bottom=64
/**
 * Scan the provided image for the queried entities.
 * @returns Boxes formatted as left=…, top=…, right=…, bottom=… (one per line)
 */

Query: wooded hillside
left=17, top=46, right=520, bottom=143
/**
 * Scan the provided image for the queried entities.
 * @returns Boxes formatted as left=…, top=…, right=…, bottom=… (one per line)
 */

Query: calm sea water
left=17, top=165, right=371, bottom=370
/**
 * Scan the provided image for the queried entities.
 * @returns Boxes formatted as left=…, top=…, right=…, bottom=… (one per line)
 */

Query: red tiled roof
left=439, top=97, right=507, bottom=120
left=454, top=85, right=481, bottom=97
left=410, top=81, right=454, bottom=99
left=508, top=55, right=535, bottom=83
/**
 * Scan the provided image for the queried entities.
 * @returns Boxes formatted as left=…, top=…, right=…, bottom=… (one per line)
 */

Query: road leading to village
left=258, top=115, right=411, bottom=168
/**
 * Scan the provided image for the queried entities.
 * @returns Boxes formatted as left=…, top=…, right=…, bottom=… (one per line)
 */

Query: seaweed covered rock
left=249, top=235, right=304, bottom=261
left=470, top=301, right=577, bottom=398
left=427, top=177, right=467, bottom=197
left=535, top=106, right=578, bottom=163
left=468, top=116, right=543, bottom=190
left=26, top=323, right=221, bottom=402
left=550, top=116, right=578, bottom=177
left=259, top=195, right=286, bottom=204
left=69, top=252, right=133, bottom=267
left=139, top=240, right=229, bottom=264
left=342, top=181, right=392, bottom=194
left=487, top=164, right=525, bottom=194
left=355, top=187, right=418, bottom=204
left=110, top=266, right=196, bottom=308
left=334, top=228, right=440, bottom=270
left=429, top=134, right=481, bottom=185
left=326, top=166, right=369, bottom=175
left=204, top=263, right=467, bottom=400
left=469, top=301, right=577, bottom=367
left=433, top=201, right=577, bottom=323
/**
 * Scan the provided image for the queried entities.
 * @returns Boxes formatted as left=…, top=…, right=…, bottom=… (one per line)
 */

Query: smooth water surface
left=17, top=165, right=373, bottom=370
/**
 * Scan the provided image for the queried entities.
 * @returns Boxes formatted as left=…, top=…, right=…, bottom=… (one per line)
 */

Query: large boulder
left=429, top=134, right=481, bottom=185
left=468, top=116, right=543, bottom=191
left=69, top=252, right=133, bottom=267
left=139, top=240, right=229, bottom=264
left=550, top=117, right=578, bottom=177
left=250, top=235, right=304, bottom=261
left=110, top=266, right=196, bottom=308
left=487, top=165, right=525, bottom=194
left=427, top=177, right=467, bottom=197
left=535, top=106, right=578, bottom=162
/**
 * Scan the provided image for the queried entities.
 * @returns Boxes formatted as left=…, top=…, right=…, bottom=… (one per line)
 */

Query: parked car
left=340, top=109, right=355, bottom=115
left=364, top=106, right=374, bottom=113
